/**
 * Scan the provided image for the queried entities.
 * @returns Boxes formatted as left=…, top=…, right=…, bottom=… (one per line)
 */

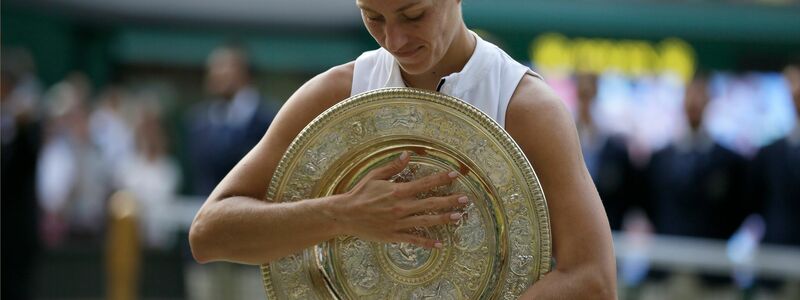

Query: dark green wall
left=463, top=0, right=800, bottom=71
left=2, top=7, right=78, bottom=86
left=2, top=5, right=374, bottom=88
left=4, top=1, right=799, bottom=87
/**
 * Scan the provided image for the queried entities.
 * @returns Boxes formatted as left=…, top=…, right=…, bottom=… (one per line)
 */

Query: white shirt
left=351, top=32, right=541, bottom=128
left=208, top=86, right=261, bottom=128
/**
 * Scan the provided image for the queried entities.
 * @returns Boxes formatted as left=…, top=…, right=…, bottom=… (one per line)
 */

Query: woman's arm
left=189, top=63, right=466, bottom=265
left=506, top=76, right=617, bottom=299
left=189, top=63, right=354, bottom=264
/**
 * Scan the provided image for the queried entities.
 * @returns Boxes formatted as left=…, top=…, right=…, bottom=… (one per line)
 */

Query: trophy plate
left=262, top=88, right=551, bottom=299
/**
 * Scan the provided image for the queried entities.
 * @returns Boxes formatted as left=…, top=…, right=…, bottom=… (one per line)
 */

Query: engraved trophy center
left=386, top=242, right=432, bottom=270
left=385, top=163, right=440, bottom=273
left=380, top=162, right=452, bottom=280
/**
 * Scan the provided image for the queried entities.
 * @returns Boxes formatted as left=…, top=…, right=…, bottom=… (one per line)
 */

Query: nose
left=384, top=22, right=409, bottom=53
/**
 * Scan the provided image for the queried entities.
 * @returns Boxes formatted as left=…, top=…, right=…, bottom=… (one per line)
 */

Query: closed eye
left=403, top=12, right=425, bottom=21
left=362, top=10, right=384, bottom=22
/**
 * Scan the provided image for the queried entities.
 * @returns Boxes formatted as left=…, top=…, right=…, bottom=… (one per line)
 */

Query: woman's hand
left=329, top=151, right=469, bottom=249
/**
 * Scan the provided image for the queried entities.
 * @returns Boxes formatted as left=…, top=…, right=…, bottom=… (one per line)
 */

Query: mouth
left=393, top=46, right=423, bottom=59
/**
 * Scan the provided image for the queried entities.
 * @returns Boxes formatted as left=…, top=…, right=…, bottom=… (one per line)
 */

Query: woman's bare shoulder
left=503, top=73, right=587, bottom=194
left=269, top=61, right=355, bottom=133
left=288, top=61, right=355, bottom=110
left=505, top=74, right=572, bottom=135
left=266, top=61, right=356, bottom=148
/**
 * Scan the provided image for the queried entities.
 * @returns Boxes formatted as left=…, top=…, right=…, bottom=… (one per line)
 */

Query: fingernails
left=434, top=241, right=443, bottom=248
left=448, top=171, right=459, bottom=178
left=450, top=212, right=462, bottom=220
left=399, top=151, right=409, bottom=161
left=458, top=196, right=469, bottom=204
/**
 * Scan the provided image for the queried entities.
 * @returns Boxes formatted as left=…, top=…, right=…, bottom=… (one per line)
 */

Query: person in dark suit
left=185, top=44, right=277, bottom=196
left=749, top=63, right=800, bottom=246
left=646, top=72, right=748, bottom=240
left=1, top=66, right=42, bottom=300
left=575, top=73, right=642, bottom=230
left=182, top=43, right=278, bottom=300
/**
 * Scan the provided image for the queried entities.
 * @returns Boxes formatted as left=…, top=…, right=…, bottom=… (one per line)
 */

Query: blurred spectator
left=1, top=48, right=43, bottom=300
left=182, top=43, right=277, bottom=300
left=618, top=209, right=654, bottom=291
left=90, top=85, right=136, bottom=171
left=575, top=72, right=642, bottom=230
left=115, top=102, right=182, bottom=249
left=36, top=73, right=111, bottom=247
left=0, top=47, right=43, bottom=119
left=749, top=63, right=800, bottom=246
left=645, top=72, right=749, bottom=240
left=184, top=43, right=277, bottom=196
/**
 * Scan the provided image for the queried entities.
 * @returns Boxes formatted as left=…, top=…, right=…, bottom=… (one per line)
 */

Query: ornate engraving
left=510, top=254, right=535, bottom=277
left=275, top=253, right=302, bottom=275
left=453, top=249, right=489, bottom=292
left=410, top=279, right=461, bottom=300
left=337, top=117, right=375, bottom=147
left=466, top=136, right=489, bottom=160
left=270, top=253, right=316, bottom=300
left=262, top=88, right=551, bottom=300
left=454, top=204, right=485, bottom=252
left=375, top=105, right=424, bottom=131
left=505, top=193, right=529, bottom=219
left=341, top=239, right=381, bottom=295
left=386, top=242, right=433, bottom=270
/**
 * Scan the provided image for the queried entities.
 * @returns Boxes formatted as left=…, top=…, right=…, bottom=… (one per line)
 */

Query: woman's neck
left=401, top=26, right=476, bottom=91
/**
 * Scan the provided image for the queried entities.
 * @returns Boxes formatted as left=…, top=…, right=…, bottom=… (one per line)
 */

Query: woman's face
left=357, top=0, right=461, bottom=75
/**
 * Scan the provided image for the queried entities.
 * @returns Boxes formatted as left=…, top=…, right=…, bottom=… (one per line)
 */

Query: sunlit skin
left=189, top=0, right=616, bottom=298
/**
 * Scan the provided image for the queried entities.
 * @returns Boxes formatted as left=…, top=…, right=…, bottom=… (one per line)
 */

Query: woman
left=189, top=0, right=616, bottom=298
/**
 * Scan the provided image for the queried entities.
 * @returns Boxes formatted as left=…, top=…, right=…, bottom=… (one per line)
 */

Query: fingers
left=406, top=194, right=469, bottom=215
left=365, top=151, right=410, bottom=180
left=392, top=233, right=443, bottom=249
left=397, top=170, right=459, bottom=196
left=395, top=212, right=462, bottom=231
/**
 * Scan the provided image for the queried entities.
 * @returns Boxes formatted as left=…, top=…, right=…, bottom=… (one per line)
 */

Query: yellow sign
left=530, top=33, right=696, bottom=82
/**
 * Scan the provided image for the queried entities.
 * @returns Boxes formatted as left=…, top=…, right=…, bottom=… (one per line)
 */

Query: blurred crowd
left=2, top=41, right=799, bottom=299
left=568, top=65, right=800, bottom=295
left=1, top=44, right=277, bottom=299
left=570, top=66, right=800, bottom=244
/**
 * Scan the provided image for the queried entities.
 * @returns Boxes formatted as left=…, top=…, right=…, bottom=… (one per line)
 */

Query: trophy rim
left=261, top=87, right=552, bottom=299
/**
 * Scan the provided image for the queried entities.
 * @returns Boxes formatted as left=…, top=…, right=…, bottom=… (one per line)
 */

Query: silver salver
left=261, top=88, right=551, bottom=299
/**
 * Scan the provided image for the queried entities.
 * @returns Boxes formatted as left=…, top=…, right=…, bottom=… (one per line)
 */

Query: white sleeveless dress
left=351, top=32, right=542, bottom=128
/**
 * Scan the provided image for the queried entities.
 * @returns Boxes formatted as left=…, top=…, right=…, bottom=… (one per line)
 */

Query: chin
left=398, top=60, right=432, bottom=75
left=399, top=65, right=424, bottom=75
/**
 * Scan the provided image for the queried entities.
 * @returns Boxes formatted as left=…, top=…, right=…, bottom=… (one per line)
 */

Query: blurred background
left=2, top=0, right=799, bottom=299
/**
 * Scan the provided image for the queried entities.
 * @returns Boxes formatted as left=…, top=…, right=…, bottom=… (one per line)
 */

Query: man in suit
left=185, top=44, right=277, bottom=196
left=183, top=44, right=278, bottom=300
left=574, top=72, right=642, bottom=230
left=1, top=61, right=42, bottom=300
left=646, top=72, right=748, bottom=240
left=750, top=63, right=800, bottom=246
